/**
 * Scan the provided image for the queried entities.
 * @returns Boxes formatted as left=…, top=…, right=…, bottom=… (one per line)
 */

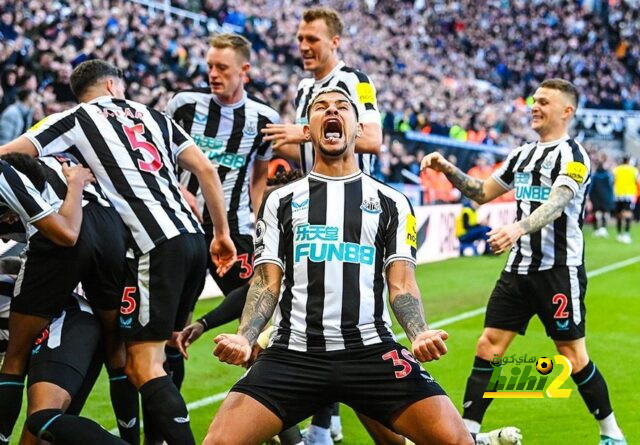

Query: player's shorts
left=119, top=233, right=207, bottom=341
left=485, top=265, right=587, bottom=340
left=205, top=232, right=254, bottom=296
left=231, top=342, right=447, bottom=430
left=12, top=203, right=127, bottom=318
left=28, top=302, right=101, bottom=397
left=615, top=199, right=632, bottom=213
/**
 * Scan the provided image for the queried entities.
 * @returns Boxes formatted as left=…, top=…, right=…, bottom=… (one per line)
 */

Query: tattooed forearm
left=237, top=265, right=280, bottom=345
left=391, top=293, right=428, bottom=342
left=518, top=185, right=573, bottom=235
left=444, top=168, right=486, bottom=202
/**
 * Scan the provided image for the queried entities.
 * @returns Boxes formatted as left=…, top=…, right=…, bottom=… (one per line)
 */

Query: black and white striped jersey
left=0, top=159, right=55, bottom=238
left=38, top=155, right=112, bottom=208
left=295, top=61, right=381, bottom=174
left=167, top=90, right=279, bottom=235
left=25, top=96, right=202, bottom=254
left=254, top=170, right=417, bottom=352
left=492, top=135, right=591, bottom=274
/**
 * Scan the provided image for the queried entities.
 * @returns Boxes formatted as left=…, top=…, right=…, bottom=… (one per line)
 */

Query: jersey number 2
left=123, top=124, right=163, bottom=173
left=552, top=293, right=569, bottom=319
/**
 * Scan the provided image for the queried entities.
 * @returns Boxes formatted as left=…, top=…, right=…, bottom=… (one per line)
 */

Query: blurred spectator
left=420, top=152, right=461, bottom=204
left=467, top=153, right=495, bottom=180
left=387, top=140, right=416, bottom=183
left=455, top=199, right=491, bottom=254
left=0, top=88, right=35, bottom=144
left=590, top=161, right=615, bottom=237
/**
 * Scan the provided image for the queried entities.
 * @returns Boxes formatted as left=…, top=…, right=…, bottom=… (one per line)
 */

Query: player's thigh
left=532, top=266, right=586, bottom=342
left=483, top=270, right=534, bottom=341
left=204, top=391, right=283, bottom=445
left=390, top=395, right=473, bottom=445
left=27, top=306, right=102, bottom=401
left=356, top=412, right=405, bottom=445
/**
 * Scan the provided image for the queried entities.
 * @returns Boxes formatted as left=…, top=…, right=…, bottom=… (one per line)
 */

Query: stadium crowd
left=2, top=0, right=640, bottom=150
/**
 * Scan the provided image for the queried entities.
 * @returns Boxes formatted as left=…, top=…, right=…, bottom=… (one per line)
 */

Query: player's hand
left=213, top=333, right=251, bottom=366
left=420, top=152, right=452, bottom=174
left=411, top=329, right=449, bottom=362
left=210, top=234, right=237, bottom=277
left=175, top=322, right=205, bottom=359
left=261, top=123, right=307, bottom=150
left=180, top=186, right=203, bottom=223
left=62, top=164, right=95, bottom=187
left=488, top=223, right=524, bottom=255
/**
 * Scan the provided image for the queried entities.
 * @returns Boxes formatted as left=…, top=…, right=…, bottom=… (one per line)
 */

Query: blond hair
left=209, top=33, right=251, bottom=62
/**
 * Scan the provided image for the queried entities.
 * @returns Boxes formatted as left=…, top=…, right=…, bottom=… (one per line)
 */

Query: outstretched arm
left=420, top=152, right=506, bottom=204
left=387, top=261, right=449, bottom=362
left=488, top=185, right=574, bottom=254
left=213, top=263, right=283, bottom=365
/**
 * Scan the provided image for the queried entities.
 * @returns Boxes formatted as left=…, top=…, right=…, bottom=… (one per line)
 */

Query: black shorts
left=231, top=342, right=447, bottom=430
left=615, top=200, right=632, bottom=213
left=28, top=301, right=102, bottom=398
left=12, top=203, right=127, bottom=318
left=205, top=232, right=254, bottom=296
left=119, top=233, right=207, bottom=341
left=485, top=266, right=587, bottom=340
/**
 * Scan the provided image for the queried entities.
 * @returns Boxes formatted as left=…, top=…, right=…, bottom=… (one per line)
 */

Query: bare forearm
left=444, top=166, right=487, bottom=203
left=57, top=181, right=85, bottom=235
left=237, top=266, right=280, bottom=345
left=198, top=167, right=230, bottom=236
left=518, top=186, right=573, bottom=234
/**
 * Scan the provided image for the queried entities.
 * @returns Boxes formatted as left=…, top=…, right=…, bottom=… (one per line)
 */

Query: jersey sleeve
left=253, top=191, right=284, bottom=271
left=384, top=194, right=417, bottom=269
left=491, top=147, right=522, bottom=191
left=0, top=163, right=55, bottom=224
left=24, top=107, right=80, bottom=157
left=552, top=141, right=590, bottom=196
left=343, top=71, right=381, bottom=125
left=169, top=117, right=196, bottom=158
left=256, top=113, right=280, bottom=161
left=165, top=94, right=179, bottom=119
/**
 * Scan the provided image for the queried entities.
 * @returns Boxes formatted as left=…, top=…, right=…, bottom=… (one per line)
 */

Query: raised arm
left=420, top=152, right=506, bottom=204
left=213, top=263, right=283, bottom=365
left=386, top=260, right=449, bottom=362
left=488, top=184, right=574, bottom=254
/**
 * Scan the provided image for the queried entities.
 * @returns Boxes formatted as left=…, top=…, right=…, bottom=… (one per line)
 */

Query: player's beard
left=317, top=132, right=354, bottom=158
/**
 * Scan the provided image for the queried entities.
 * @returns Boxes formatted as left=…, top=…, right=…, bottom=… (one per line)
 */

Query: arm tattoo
left=518, top=185, right=573, bottom=234
left=391, top=293, right=428, bottom=343
left=237, top=266, right=279, bottom=345
left=444, top=168, right=486, bottom=202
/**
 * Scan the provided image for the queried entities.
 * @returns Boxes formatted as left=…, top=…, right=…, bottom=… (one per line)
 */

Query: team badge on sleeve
left=406, top=214, right=417, bottom=249
left=566, top=161, right=587, bottom=184
left=355, top=82, right=375, bottom=105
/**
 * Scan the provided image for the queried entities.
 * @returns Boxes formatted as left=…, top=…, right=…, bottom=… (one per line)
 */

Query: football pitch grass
left=12, top=226, right=640, bottom=444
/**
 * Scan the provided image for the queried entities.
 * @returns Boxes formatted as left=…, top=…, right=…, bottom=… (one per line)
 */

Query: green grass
left=10, top=225, right=640, bottom=444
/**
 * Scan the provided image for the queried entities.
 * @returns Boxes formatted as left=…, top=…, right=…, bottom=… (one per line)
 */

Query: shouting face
left=305, top=90, right=360, bottom=158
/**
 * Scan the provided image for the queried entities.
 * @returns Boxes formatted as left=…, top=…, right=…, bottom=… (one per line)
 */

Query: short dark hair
left=303, top=7, right=344, bottom=37
left=16, top=88, right=32, bottom=102
left=70, top=60, right=123, bottom=99
left=622, top=155, right=630, bottom=164
left=0, top=153, right=47, bottom=192
left=539, top=78, right=580, bottom=110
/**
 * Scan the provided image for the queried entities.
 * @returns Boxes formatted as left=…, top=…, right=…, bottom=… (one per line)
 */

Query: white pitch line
left=108, top=254, right=640, bottom=433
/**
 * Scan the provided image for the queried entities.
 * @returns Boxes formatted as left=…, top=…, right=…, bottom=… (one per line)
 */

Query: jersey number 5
left=123, top=124, right=163, bottom=173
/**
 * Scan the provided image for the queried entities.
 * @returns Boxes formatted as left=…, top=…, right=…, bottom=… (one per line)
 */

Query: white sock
left=598, top=413, right=624, bottom=439
left=463, top=419, right=481, bottom=434
left=330, top=415, right=341, bottom=431
left=307, top=425, right=332, bottom=443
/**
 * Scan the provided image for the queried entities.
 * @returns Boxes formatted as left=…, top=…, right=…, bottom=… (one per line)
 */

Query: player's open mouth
left=323, top=118, right=343, bottom=143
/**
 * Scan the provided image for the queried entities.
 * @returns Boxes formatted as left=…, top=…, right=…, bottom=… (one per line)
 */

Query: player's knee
left=558, top=348, right=589, bottom=372
left=476, top=333, right=505, bottom=358
left=26, top=408, right=63, bottom=438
